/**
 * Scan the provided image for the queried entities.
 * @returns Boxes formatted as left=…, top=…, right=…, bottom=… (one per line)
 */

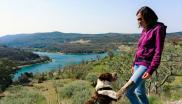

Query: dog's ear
left=99, top=73, right=113, bottom=82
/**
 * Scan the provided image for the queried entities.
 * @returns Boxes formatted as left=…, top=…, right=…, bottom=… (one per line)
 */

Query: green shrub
left=0, top=85, right=46, bottom=104
left=58, top=80, right=94, bottom=104
left=149, top=95, right=163, bottom=104
left=85, top=73, right=98, bottom=86
left=161, top=84, right=182, bottom=101
left=71, top=89, right=92, bottom=104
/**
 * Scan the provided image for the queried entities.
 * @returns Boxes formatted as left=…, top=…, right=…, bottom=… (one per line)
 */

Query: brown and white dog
left=85, top=72, right=119, bottom=104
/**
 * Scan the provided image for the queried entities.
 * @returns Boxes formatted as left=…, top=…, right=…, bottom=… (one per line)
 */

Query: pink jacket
left=134, top=22, right=167, bottom=75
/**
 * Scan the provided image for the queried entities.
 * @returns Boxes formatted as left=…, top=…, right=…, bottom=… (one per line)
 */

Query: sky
left=0, top=0, right=182, bottom=36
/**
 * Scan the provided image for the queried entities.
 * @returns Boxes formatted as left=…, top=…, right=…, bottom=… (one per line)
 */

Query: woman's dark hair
left=136, top=6, right=158, bottom=27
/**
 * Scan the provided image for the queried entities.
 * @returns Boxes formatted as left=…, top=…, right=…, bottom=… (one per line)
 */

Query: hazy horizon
left=1, top=30, right=182, bottom=37
left=0, top=0, right=182, bottom=36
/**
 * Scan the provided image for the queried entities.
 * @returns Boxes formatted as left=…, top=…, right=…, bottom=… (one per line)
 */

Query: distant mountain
left=0, top=31, right=139, bottom=53
left=166, top=32, right=182, bottom=38
left=0, top=31, right=181, bottom=53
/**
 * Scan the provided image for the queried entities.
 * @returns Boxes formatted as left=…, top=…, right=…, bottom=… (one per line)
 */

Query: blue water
left=14, top=52, right=107, bottom=79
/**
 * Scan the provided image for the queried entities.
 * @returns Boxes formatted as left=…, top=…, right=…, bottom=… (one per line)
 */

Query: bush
left=0, top=59, right=15, bottom=92
left=85, top=73, right=98, bottom=87
left=149, top=95, right=163, bottom=104
left=0, top=85, right=46, bottom=104
left=58, top=80, right=93, bottom=104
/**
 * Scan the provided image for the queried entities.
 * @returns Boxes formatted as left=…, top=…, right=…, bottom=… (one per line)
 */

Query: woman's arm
left=146, top=26, right=166, bottom=75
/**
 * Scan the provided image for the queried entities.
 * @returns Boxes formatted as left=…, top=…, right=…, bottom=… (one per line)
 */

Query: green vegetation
left=0, top=31, right=181, bottom=54
left=0, top=32, right=140, bottom=53
left=0, top=59, right=15, bottom=92
left=148, top=96, right=163, bottom=104
left=0, top=45, right=39, bottom=61
left=58, top=80, right=93, bottom=104
left=0, top=85, right=46, bottom=104
left=0, top=45, right=50, bottom=92
left=0, top=34, right=182, bottom=104
left=0, top=45, right=50, bottom=66
left=53, top=40, right=181, bottom=104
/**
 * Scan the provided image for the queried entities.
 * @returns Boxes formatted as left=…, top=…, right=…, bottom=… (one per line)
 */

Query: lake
left=14, top=52, right=107, bottom=79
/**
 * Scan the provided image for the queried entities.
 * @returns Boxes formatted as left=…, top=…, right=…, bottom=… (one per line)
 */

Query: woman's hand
left=142, top=72, right=151, bottom=79
left=116, top=88, right=124, bottom=99
left=131, top=66, right=134, bottom=74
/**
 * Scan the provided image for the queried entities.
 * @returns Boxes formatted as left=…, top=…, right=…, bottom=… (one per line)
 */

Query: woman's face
left=137, top=12, right=147, bottom=28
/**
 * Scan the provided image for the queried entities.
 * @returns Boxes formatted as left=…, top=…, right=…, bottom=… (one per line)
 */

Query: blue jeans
left=126, top=64, right=149, bottom=104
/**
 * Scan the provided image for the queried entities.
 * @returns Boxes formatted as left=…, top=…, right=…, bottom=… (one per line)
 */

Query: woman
left=117, top=6, right=167, bottom=104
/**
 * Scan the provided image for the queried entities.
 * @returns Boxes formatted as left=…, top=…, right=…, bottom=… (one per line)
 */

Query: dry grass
left=26, top=78, right=75, bottom=104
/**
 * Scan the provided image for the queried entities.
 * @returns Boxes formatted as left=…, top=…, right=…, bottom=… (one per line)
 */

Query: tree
left=0, top=59, right=16, bottom=92
left=146, top=42, right=182, bottom=94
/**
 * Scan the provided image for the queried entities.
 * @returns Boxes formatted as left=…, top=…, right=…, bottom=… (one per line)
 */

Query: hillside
left=0, top=32, right=140, bottom=53
left=0, top=38, right=182, bottom=104
left=0, top=45, right=39, bottom=61
left=0, top=45, right=50, bottom=66
left=1, top=40, right=182, bottom=104
left=0, top=31, right=181, bottom=54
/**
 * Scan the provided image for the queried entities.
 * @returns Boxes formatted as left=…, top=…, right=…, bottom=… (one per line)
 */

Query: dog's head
left=85, top=72, right=118, bottom=104
left=95, top=72, right=118, bottom=100
left=98, top=72, right=118, bottom=82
